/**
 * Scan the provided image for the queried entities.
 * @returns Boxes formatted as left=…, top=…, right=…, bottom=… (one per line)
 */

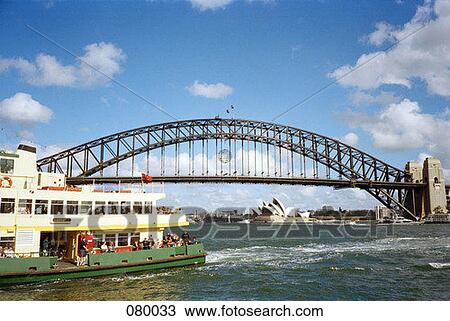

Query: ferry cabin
left=0, top=145, right=188, bottom=261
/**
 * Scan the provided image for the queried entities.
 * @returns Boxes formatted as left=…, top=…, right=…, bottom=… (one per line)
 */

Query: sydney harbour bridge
left=36, top=118, right=449, bottom=221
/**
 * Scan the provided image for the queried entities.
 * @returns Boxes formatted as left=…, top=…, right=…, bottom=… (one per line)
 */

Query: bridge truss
left=37, top=118, right=423, bottom=220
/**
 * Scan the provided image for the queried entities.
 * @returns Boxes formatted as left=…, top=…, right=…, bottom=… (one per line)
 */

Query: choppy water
left=1, top=223, right=449, bottom=300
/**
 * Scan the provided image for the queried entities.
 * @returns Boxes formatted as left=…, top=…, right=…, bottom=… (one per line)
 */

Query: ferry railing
left=0, top=251, right=45, bottom=259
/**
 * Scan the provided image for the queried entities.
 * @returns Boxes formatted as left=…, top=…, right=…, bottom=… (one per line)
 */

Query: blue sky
left=1, top=0, right=449, bottom=210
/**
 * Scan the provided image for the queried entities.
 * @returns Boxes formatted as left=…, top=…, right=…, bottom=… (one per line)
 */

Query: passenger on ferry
left=142, top=238, right=150, bottom=250
left=49, top=238, right=56, bottom=256
left=77, top=237, right=88, bottom=266
left=100, top=242, right=108, bottom=252
left=171, top=233, right=180, bottom=243
left=42, top=236, right=49, bottom=256
left=56, top=244, right=66, bottom=259
left=181, top=231, right=190, bottom=244
left=107, top=242, right=116, bottom=253
left=85, top=232, right=94, bottom=253
left=3, top=247, right=15, bottom=258
left=132, top=240, right=140, bottom=251
left=166, top=236, right=173, bottom=247
left=150, top=237, right=156, bottom=248
left=156, top=239, right=164, bottom=248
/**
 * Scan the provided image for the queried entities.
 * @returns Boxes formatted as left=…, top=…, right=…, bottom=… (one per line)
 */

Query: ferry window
left=130, top=232, right=140, bottom=244
left=51, top=200, right=64, bottom=215
left=93, top=234, right=104, bottom=248
left=117, top=233, right=128, bottom=246
left=94, top=201, right=105, bottom=215
left=18, top=199, right=32, bottom=214
left=105, top=234, right=116, bottom=245
left=0, top=198, right=15, bottom=214
left=107, top=201, right=119, bottom=215
left=144, top=201, right=153, bottom=214
left=80, top=201, right=93, bottom=215
left=35, top=200, right=49, bottom=215
left=0, top=237, right=15, bottom=251
left=66, top=201, right=79, bottom=215
left=133, top=202, right=143, bottom=214
left=121, top=201, right=131, bottom=214
left=0, top=158, right=14, bottom=174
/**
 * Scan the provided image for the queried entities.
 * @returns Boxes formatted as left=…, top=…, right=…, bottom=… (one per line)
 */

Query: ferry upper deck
left=0, top=145, right=188, bottom=258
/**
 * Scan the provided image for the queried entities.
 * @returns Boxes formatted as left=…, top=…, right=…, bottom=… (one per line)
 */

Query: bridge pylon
left=405, top=157, right=448, bottom=220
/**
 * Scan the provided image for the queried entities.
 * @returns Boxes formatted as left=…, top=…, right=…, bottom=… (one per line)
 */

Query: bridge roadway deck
left=66, top=176, right=426, bottom=189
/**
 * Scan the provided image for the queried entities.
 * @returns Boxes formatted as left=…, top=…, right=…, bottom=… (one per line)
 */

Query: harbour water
left=1, top=223, right=449, bottom=300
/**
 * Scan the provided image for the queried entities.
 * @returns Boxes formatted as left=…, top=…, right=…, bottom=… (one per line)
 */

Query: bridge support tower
left=423, top=158, right=448, bottom=215
left=405, top=157, right=448, bottom=220
left=404, top=161, right=425, bottom=220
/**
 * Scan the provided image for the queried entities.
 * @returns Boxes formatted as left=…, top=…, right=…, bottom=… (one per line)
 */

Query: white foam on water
left=205, top=245, right=342, bottom=271
left=125, top=273, right=157, bottom=281
left=203, top=235, right=450, bottom=273
left=206, top=236, right=450, bottom=268
left=330, top=266, right=367, bottom=271
left=428, top=262, right=450, bottom=269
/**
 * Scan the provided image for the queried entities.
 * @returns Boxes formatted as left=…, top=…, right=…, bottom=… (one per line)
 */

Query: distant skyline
left=1, top=0, right=449, bottom=209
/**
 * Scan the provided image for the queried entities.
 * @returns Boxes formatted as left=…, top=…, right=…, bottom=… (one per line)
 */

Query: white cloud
left=299, top=186, right=318, bottom=198
left=330, top=0, right=450, bottom=97
left=365, top=22, right=396, bottom=46
left=190, top=0, right=234, bottom=11
left=341, top=98, right=450, bottom=168
left=0, top=92, right=53, bottom=125
left=36, top=144, right=68, bottom=159
left=350, top=188, right=368, bottom=200
left=418, top=152, right=432, bottom=164
left=351, top=90, right=401, bottom=106
left=187, top=80, right=233, bottom=99
left=340, top=132, right=359, bottom=146
left=0, top=42, right=126, bottom=88
left=160, top=183, right=377, bottom=211
left=16, top=129, right=34, bottom=141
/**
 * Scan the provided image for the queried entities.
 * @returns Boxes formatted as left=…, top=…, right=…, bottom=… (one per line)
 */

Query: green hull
left=0, top=254, right=205, bottom=286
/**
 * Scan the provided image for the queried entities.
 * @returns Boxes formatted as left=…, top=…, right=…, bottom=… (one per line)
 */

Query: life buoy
left=0, top=176, right=12, bottom=188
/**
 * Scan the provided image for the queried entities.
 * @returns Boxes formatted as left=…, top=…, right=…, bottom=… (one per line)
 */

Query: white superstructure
left=0, top=145, right=188, bottom=258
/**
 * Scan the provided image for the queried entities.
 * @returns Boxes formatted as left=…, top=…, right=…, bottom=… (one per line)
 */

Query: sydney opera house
left=252, top=198, right=310, bottom=223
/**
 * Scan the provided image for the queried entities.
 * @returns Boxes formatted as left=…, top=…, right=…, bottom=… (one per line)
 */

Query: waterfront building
left=252, top=198, right=300, bottom=222
left=375, top=206, right=395, bottom=221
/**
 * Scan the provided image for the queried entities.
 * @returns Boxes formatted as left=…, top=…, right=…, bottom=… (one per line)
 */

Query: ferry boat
left=0, top=145, right=206, bottom=286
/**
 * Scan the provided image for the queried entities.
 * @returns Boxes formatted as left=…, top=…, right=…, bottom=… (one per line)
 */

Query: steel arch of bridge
left=37, top=118, right=422, bottom=220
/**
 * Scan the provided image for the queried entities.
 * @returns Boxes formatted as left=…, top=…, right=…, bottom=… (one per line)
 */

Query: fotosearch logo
left=163, top=206, right=394, bottom=240
left=85, top=203, right=394, bottom=240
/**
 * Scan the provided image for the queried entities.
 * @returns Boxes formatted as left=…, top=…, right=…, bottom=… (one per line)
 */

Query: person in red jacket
left=85, top=232, right=94, bottom=253
left=77, top=234, right=88, bottom=266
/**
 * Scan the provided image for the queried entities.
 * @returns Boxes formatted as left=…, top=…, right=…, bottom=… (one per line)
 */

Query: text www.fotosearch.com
left=184, top=305, right=324, bottom=317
